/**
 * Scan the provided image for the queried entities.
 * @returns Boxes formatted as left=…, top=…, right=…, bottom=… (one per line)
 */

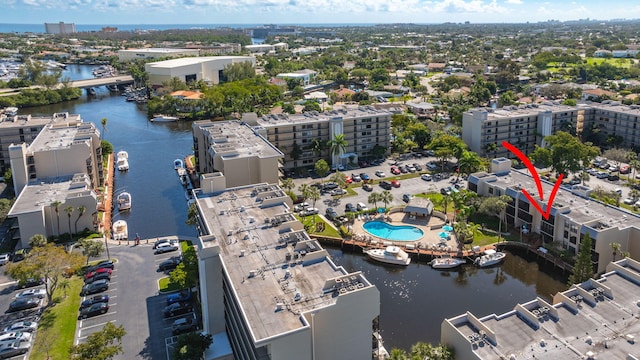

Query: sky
left=5, top=0, right=640, bottom=25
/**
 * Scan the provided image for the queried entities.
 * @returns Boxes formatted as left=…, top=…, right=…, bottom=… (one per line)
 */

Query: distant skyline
left=5, top=0, right=640, bottom=26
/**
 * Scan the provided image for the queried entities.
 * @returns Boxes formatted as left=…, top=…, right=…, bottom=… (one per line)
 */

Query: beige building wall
left=146, top=56, right=256, bottom=87
left=118, top=48, right=200, bottom=62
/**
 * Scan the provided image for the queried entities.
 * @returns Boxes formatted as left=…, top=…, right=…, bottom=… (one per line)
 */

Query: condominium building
left=0, top=112, right=81, bottom=174
left=442, top=257, right=640, bottom=360
left=191, top=120, right=284, bottom=188
left=8, top=173, right=98, bottom=248
left=117, top=48, right=200, bottom=62
left=193, top=179, right=380, bottom=360
left=468, top=162, right=640, bottom=274
left=44, top=22, right=76, bottom=34
left=9, top=120, right=103, bottom=195
left=243, top=106, right=392, bottom=171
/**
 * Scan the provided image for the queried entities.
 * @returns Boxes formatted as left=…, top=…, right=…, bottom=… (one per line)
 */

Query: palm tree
left=29, top=234, right=47, bottom=248
left=478, top=195, right=513, bottom=241
left=51, top=201, right=61, bottom=236
left=307, top=186, right=321, bottom=209
left=100, top=117, right=108, bottom=140
left=74, top=205, right=86, bottom=234
left=327, top=133, right=348, bottom=169
left=368, top=192, right=382, bottom=209
left=298, top=183, right=310, bottom=200
left=611, top=242, right=622, bottom=261
left=311, top=138, right=325, bottom=158
left=64, top=206, right=74, bottom=237
left=280, top=178, right=295, bottom=193
left=580, top=171, right=590, bottom=185
left=380, top=190, right=394, bottom=212
left=329, top=172, right=347, bottom=189
left=631, top=159, right=640, bottom=182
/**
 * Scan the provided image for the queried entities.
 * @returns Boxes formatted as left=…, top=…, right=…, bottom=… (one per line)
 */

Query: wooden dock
left=497, top=241, right=574, bottom=274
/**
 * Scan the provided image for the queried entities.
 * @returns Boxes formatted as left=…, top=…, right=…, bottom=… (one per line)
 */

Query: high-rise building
left=44, top=22, right=76, bottom=34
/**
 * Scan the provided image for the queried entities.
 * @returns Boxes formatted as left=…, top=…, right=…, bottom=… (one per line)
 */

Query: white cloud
left=505, top=0, right=522, bottom=4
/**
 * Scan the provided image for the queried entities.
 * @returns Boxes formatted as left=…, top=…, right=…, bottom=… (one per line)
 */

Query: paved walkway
left=100, top=152, right=114, bottom=238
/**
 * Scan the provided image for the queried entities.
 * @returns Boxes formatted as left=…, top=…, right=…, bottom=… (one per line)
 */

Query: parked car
left=0, top=254, right=10, bottom=266
left=426, top=162, right=438, bottom=170
left=390, top=180, right=400, bottom=188
left=17, top=278, right=44, bottom=289
left=80, top=294, right=109, bottom=310
left=390, top=166, right=401, bottom=175
left=89, top=260, right=115, bottom=271
left=164, top=302, right=193, bottom=318
left=172, top=316, right=197, bottom=335
left=413, top=163, right=423, bottom=171
left=84, top=272, right=111, bottom=284
left=351, top=174, right=362, bottom=182
left=293, top=202, right=310, bottom=212
left=7, top=297, right=40, bottom=312
left=80, top=279, right=109, bottom=296
left=15, top=289, right=46, bottom=299
left=379, top=180, right=392, bottom=190
left=359, top=173, right=370, bottom=181
left=2, top=321, right=38, bottom=333
left=441, top=187, right=452, bottom=195
left=153, top=238, right=177, bottom=249
left=620, top=165, right=631, bottom=174
left=568, top=178, right=581, bottom=185
left=402, top=194, right=412, bottom=202
left=362, top=184, right=373, bottom=192
left=322, top=182, right=339, bottom=190
left=375, top=170, right=386, bottom=177
left=345, top=203, right=356, bottom=213
left=78, top=302, right=109, bottom=319
left=356, top=202, right=368, bottom=211
left=623, top=198, right=636, bottom=205
left=421, top=174, right=432, bottom=181
left=608, top=165, right=620, bottom=172
left=84, top=267, right=112, bottom=280
left=154, top=242, right=179, bottom=255
left=596, top=172, right=609, bottom=179
left=599, top=162, right=610, bottom=169
left=159, top=256, right=182, bottom=271
left=406, top=164, right=416, bottom=173
left=0, top=332, right=31, bottom=344
left=325, top=208, right=338, bottom=220
left=0, top=341, right=30, bottom=359
left=299, top=208, right=319, bottom=217
left=329, top=188, right=347, bottom=196
left=608, top=174, right=620, bottom=181
left=399, top=165, right=408, bottom=173
left=167, top=290, right=193, bottom=306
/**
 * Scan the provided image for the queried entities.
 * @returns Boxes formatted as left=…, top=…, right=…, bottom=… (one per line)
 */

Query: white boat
left=174, top=158, right=184, bottom=170
left=117, top=192, right=132, bottom=211
left=364, top=246, right=411, bottom=266
left=151, top=114, right=179, bottom=122
left=112, top=220, right=128, bottom=240
left=3, top=107, right=18, bottom=116
left=430, top=256, right=467, bottom=269
left=117, top=151, right=129, bottom=171
left=474, top=249, right=506, bottom=268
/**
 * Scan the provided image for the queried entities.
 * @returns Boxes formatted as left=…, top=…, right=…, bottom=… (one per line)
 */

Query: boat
left=112, top=220, right=128, bottom=240
left=430, top=256, right=466, bottom=269
left=117, top=192, right=132, bottom=211
left=177, top=167, right=188, bottom=186
left=474, top=249, right=506, bottom=268
left=3, top=107, right=18, bottom=116
left=174, top=158, right=184, bottom=170
left=152, top=114, right=179, bottom=122
left=87, top=87, right=97, bottom=96
left=117, top=151, right=129, bottom=171
left=364, top=246, right=411, bottom=266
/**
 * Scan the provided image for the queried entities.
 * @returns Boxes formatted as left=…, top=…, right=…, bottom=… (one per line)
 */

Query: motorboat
left=177, top=167, right=189, bottom=186
left=174, top=158, right=184, bottom=170
left=117, top=192, right=132, bottom=211
left=430, top=256, right=466, bottom=269
left=151, top=114, right=179, bottom=122
left=3, top=107, right=18, bottom=116
left=474, top=249, right=506, bottom=268
left=117, top=151, right=129, bottom=171
left=112, top=220, right=128, bottom=240
left=364, top=246, right=411, bottom=266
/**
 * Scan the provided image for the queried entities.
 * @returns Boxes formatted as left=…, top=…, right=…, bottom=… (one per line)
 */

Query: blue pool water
left=362, top=221, right=424, bottom=241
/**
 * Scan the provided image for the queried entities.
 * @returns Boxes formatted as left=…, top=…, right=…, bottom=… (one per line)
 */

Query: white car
left=330, top=188, right=347, bottom=196
left=421, top=174, right=432, bottom=181
left=15, top=288, right=46, bottom=299
left=0, top=254, right=9, bottom=266
left=0, top=331, right=31, bottom=344
left=375, top=170, right=386, bottom=177
left=299, top=208, right=319, bottom=217
left=426, top=162, right=438, bottom=170
left=154, top=243, right=179, bottom=255
left=624, top=198, right=636, bottom=205
left=356, top=202, right=369, bottom=211
left=2, top=321, right=38, bottom=333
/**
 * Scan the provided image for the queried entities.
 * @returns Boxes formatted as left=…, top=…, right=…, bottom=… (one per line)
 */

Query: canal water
left=21, top=65, right=568, bottom=351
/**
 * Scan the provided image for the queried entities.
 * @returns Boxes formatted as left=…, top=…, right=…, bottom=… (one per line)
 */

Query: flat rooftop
left=0, top=112, right=81, bottom=129
left=119, top=48, right=198, bottom=53
left=195, top=183, right=374, bottom=342
left=9, top=174, right=92, bottom=215
left=445, top=258, right=640, bottom=359
left=196, top=120, right=283, bottom=159
left=145, top=56, right=254, bottom=68
left=252, top=106, right=391, bottom=127
left=467, top=101, right=640, bottom=121
left=29, top=121, right=94, bottom=152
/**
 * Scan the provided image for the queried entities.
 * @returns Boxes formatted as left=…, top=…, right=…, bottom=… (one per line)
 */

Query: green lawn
left=30, top=276, right=84, bottom=360
left=295, top=214, right=341, bottom=238
left=159, top=276, right=184, bottom=292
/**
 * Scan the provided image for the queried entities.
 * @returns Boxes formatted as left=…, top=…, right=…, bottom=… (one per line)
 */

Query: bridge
left=69, top=75, right=134, bottom=89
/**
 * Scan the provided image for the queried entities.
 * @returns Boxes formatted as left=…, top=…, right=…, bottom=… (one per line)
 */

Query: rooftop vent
left=249, top=270, right=257, bottom=278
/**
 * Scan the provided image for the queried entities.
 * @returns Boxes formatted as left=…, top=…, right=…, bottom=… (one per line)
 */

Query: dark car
left=167, top=290, right=193, bottom=306
left=325, top=208, right=338, bottom=220
left=345, top=203, right=356, bottom=213
left=81, top=279, right=109, bottom=296
left=80, top=294, right=109, bottom=309
left=379, top=180, right=392, bottom=190
left=322, top=182, right=339, bottom=191
left=78, top=302, right=109, bottom=319
left=159, top=256, right=182, bottom=271
left=413, top=163, right=423, bottom=171
left=17, top=278, right=44, bottom=289
left=399, top=165, right=408, bottom=173
left=402, top=194, right=412, bottom=202
left=84, top=272, right=111, bottom=284
left=362, top=184, right=373, bottom=192
left=86, top=260, right=114, bottom=273
left=164, top=302, right=193, bottom=317
left=441, top=187, right=452, bottom=195
left=8, top=297, right=40, bottom=312
left=0, top=341, right=29, bottom=359
left=359, top=173, right=370, bottom=181
left=608, top=174, right=620, bottom=181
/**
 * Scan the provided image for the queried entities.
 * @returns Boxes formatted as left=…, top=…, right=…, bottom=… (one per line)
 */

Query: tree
left=78, top=238, right=105, bottom=265
left=428, top=135, right=466, bottom=171
left=64, top=205, right=74, bottom=237
left=101, top=140, right=114, bottom=158
left=533, top=131, right=600, bottom=176
left=611, top=242, right=622, bottom=262
left=100, top=118, right=108, bottom=140
left=280, top=178, right=295, bottom=193
left=311, top=138, right=325, bottom=158
left=222, top=61, right=255, bottom=82
left=368, top=192, right=383, bottom=209
left=282, top=103, right=296, bottom=114
left=388, top=341, right=454, bottom=360
left=327, top=134, right=348, bottom=169
left=6, top=243, right=84, bottom=305
left=302, top=101, right=321, bottom=112
left=290, top=141, right=302, bottom=168
left=70, top=322, right=126, bottom=360
left=568, top=233, right=594, bottom=285
left=306, top=186, right=321, bottom=209
left=328, top=172, right=347, bottom=189
left=478, top=195, right=513, bottom=241
left=457, top=151, right=484, bottom=177
left=314, top=159, right=330, bottom=181
left=603, top=148, right=630, bottom=166
left=186, top=203, right=198, bottom=226
left=169, top=245, right=199, bottom=289
left=75, top=205, right=86, bottom=234
left=173, top=332, right=214, bottom=360
left=380, top=190, right=394, bottom=211
left=50, top=201, right=61, bottom=236
left=29, top=234, right=47, bottom=248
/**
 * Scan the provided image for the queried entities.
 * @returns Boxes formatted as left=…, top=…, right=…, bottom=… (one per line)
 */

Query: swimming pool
left=363, top=221, right=424, bottom=241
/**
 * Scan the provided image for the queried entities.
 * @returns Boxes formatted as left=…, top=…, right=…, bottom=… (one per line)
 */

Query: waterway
left=19, top=65, right=569, bottom=352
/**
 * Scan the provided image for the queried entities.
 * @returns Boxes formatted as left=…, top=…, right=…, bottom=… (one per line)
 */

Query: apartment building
left=193, top=179, right=381, bottom=360
left=8, top=174, right=98, bottom=248
left=0, top=112, right=81, bottom=174
left=468, top=162, right=640, bottom=274
left=117, top=48, right=200, bottom=62
left=9, top=120, right=104, bottom=195
left=243, top=107, right=392, bottom=171
left=442, top=257, right=640, bottom=360
left=192, top=120, right=284, bottom=188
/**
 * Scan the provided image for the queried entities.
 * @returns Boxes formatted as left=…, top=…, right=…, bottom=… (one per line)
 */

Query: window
left=361, top=131, right=372, bottom=136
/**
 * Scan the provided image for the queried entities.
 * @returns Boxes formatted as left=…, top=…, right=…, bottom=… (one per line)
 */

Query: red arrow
left=502, top=141, right=564, bottom=220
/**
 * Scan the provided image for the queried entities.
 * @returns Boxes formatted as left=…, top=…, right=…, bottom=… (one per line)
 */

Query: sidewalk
left=100, top=152, right=114, bottom=238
